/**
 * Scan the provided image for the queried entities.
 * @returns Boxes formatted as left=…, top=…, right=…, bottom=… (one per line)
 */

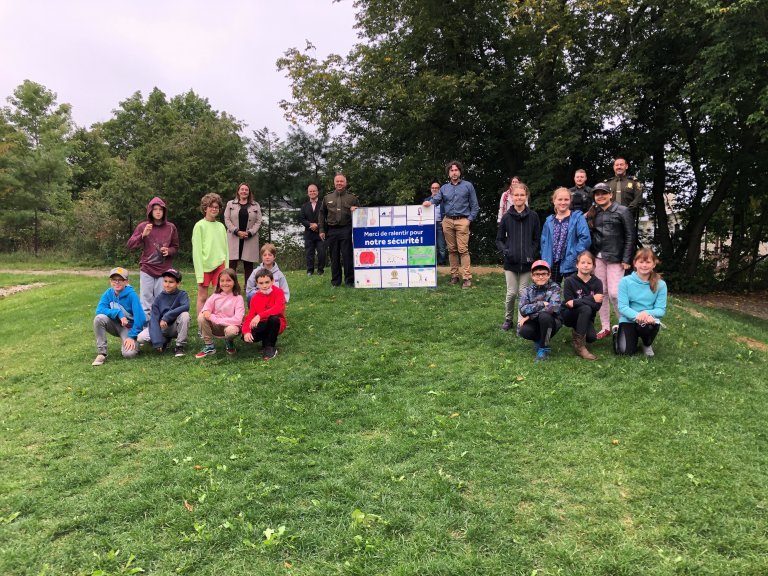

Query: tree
left=0, top=80, right=73, bottom=254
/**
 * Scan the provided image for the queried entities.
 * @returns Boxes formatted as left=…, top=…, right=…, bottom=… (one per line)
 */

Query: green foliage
left=1, top=270, right=767, bottom=574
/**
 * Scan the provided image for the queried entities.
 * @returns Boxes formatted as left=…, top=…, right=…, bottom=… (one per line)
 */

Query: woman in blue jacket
left=615, top=248, right=667, bottom=356
left=540, top=187, right=591, bottom=284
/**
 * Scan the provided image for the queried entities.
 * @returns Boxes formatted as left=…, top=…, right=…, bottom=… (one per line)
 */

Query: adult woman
left=540, top=187, right=591, bottom=284
left=224, top=183, right=262, bottom=287
left=497, top=175, right=522, bottom=223
left=615, top=248, right=667, bottom=356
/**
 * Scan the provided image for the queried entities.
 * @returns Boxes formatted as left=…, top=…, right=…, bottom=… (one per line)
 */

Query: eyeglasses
left=532, top=271, right=549, bottom=277
left=110, top=278, right=126, bottom=283
left=207, top=205, right=221, bottom=210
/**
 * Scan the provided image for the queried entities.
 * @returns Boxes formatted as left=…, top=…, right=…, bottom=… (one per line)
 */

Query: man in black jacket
left=589, top=182, right=635, bottom=339
left=299, top=183, right=326, bottom=276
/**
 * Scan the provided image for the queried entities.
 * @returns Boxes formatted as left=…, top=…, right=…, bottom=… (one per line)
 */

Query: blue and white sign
left=352, top=205, right=437, bottom=289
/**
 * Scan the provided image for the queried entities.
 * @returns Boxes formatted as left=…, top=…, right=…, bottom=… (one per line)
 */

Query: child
left=196, top=268, right=244, bottom=358
left=92, top=267, right=146, bottom=366
left=518, top=260, right=562, bottom=362
left=615, top=248, right=668, bottom=356
left=540, top=187, right=591, bottom=284
left=137, top=268, right=190, bottom=357
left=192, top=193, right=229, bottom=316
left=242, top=269, right=286, bottom=360
left=126, top=196, right=179, bottom=319
left=495, top=182, right=540, bottom=331
left=561, top=251, right=603, bottom=360
left=245, top=243, right=291, bottom=303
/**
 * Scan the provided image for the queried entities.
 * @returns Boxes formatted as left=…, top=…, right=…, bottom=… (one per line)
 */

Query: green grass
left=1, top=270, right=766, bottom=575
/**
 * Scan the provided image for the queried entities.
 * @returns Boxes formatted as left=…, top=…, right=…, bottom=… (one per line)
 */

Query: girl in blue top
left=540, top=187, right=591, bottom=284
left=615, top=248, right=668, bottom=356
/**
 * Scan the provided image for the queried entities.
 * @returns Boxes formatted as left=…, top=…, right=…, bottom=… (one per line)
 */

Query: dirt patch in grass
left=0, top=282, right=46, bottom=298
left=735, top=337, right=768, bottom=353
left=682, top=291, right=768, bottom=321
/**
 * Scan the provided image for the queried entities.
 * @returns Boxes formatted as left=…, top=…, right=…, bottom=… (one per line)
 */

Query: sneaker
left=596, top=328, right=610, bottom=340
left=500, top=320, right=513, bottom=331
left=535, top=347, right=551, bottom=362
left=611, top=325, right=619, bottom=335
left=461, top=279, right=472, bottom=289
left=641, top=344, right=655, bottom=357
left=449, top=275, right=460, bottom=285
left=225, top=339, right=236, bottom=355
left=195, top=345, right=216, bottom=359
left=92, top=353, right=106, bottom=366
left=263, top=346, right=278, bottom=360
left=174, top=345, right=185, bottom=357
left=307, top=271, right=313, bottom=276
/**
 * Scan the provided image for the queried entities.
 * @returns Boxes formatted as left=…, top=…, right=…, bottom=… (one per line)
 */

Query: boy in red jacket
left=242, top=269, right=286, bottom=360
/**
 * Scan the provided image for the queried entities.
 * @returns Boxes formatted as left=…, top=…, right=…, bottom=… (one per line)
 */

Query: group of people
left=92, top=186, right=289, bottom=365
left=493, top=159, right=665, bottom=361
left=92, top=159, right=666, bottom=365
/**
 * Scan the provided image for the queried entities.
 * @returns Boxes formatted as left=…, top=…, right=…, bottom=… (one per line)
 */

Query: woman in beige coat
left=224, top=183, right=262, bottom=287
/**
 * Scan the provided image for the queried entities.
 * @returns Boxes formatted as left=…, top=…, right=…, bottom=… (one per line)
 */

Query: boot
left=572, top=330, right=596, bottom=361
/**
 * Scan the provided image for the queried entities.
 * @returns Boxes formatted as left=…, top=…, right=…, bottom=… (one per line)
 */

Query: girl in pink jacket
left=195, top=268, right=244, bottom=358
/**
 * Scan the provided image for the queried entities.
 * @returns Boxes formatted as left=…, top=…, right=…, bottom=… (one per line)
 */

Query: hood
left=146, top=196, right=167, bottom=222
left=506, top=206, right=531, bottom=220
left=628, top=272, right=649, bottom=286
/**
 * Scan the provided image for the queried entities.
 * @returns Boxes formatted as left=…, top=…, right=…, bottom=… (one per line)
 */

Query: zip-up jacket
left=496, top=206, right=540, bottom=273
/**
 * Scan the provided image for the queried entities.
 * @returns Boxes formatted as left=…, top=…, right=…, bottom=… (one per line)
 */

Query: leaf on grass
left=184, top=500, right=193, bottom=513
left=450, top=412, right=460, bottom=418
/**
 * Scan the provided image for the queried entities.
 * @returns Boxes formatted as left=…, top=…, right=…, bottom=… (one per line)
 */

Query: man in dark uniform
left=318, top=173, right=359, bottom=288
left=606, top=157, right=643, bottom=219
left=569, top=168, right=593, bottom=212
left=299, top=183, right=325, bottom=276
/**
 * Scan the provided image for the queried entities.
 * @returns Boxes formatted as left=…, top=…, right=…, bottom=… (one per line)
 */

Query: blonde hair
left=510, top=182, right=529, bottom=197
left=551, top=186, right=571, bottom=203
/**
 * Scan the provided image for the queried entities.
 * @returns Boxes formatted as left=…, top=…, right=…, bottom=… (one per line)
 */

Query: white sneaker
left=641, top=344, right=654, bottom=357
left=92, top=354, right=107, bottom=366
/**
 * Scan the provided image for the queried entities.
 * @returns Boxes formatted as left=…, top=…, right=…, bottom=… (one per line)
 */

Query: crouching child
left=92, top=267, right=146, bottom=366
left=518, top=260, right=562, bottom=362
left=242, top=269, right=286, bottom=360
left=137, top=268, right=190, bottom=356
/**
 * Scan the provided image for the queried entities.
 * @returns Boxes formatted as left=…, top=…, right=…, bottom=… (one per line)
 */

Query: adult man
left=423, top=161, right=480, bottom=288
left=299, top=183, right=326, bottom=276
left=569, top=169, right=593, bottom=212
left=318, top=173, right=359, bottom=287
left=606, top=157, right=643, bottom=218
left=589, top=182, right=634, bottom=340
left=425, top=180, right=448, bottom=266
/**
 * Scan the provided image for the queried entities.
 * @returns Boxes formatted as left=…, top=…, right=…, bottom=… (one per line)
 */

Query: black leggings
left=561, top=305, right=597, bottom=341
left=614, top=322, right=659, bottom=355
left=518, top=313, right=561, bottom=347
left=247, top=315, right=281, bottom=348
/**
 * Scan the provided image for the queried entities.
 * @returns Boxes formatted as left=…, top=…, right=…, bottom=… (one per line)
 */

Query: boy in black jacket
left=137, top=268, right=190, bottom=356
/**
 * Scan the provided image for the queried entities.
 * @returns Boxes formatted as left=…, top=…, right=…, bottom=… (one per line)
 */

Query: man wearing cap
left=589, top=182, right=635, bottom=339
left=136, top=268, right=190, bottom=357
left=92, top=267, right=147, bottom=366
left=423, top=160, right=480, bottom=288
left=518, top=259, right=563, bottom=362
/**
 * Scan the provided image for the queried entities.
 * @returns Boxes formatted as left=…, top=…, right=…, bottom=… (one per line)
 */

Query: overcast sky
left=0, top=0, right=358, bottom=136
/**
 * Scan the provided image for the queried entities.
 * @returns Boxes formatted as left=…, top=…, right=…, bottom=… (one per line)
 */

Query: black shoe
left=174, top=345, right=185, bottom=357
left=317, top=270, right=324, bottom=275
left=263, top=346, right=278, bottom=360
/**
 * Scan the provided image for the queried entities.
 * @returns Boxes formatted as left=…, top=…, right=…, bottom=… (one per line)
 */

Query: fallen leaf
left=194, top=465, right=203, bottom=470
left=450, top=412, right=460, bottom=418
left=612, top=439, right=620, bottom=445
left=184, top=500, right=193, bottom=513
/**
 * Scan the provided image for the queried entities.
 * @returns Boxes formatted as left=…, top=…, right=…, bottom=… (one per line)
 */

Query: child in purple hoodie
left=127, top=197, right=180, bottom=319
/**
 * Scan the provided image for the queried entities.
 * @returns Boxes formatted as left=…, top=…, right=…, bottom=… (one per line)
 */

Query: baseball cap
left=592, top=182, right=611, bottom=195
left=530, top=260, right=551, bottom=272
left=109, top=267, right=129, bottom=280
left=162, top=268, right=182, bottom=282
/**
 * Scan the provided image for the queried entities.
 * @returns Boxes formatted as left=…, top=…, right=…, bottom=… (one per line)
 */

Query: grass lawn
left=1, top=268, right=766, bottom=575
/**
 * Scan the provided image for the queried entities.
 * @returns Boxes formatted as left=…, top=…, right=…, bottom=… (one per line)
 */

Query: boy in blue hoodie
left=136, top=268, right=190, bottom=357
left=92, top=267, right=146, bottom=366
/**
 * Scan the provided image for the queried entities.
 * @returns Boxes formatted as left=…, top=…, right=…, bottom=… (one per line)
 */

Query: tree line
left=1, top=0, right=766, bottom=290
left=277, top=0, right=767, bottom=289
